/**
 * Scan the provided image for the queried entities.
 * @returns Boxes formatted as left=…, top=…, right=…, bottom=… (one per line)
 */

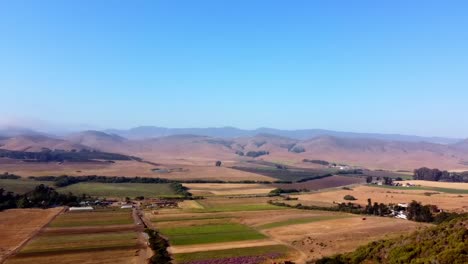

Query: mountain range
left=104, top=126, right=461, bottom=144
left=1, top=126, right=468, bottom=170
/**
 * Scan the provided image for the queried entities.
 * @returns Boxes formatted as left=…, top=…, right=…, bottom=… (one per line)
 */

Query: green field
left=58, top=182, right=178, bottom=198
left=193, top=199, right=284, bottom=212
left=174, top=245, right=290, bottom=263
left=49, top=209, right=133, bottom=228
left=151, top=215, right=231, bottom=223
left=18, top=232, right=138, bottom=255
left=367, top=184, right=468, bottom=194
left=0, top=179, right=52, bottom=194
left=160, top=223, right=266, bottom=245
left=257, top=215, right=355, bottom=229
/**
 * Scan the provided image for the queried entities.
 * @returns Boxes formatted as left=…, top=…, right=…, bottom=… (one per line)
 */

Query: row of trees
left=0, top=149, right=136, bottom=162
left=31, top=175, right=172, bottom=187
left=145, top=229, right=171, bottom=264
left=0, top=184, right=82, bottom=211
left=414, top=167, right=468, bottom=182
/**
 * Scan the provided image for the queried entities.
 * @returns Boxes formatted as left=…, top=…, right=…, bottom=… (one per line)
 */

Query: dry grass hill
left=1, top=130, right=468, bottom=171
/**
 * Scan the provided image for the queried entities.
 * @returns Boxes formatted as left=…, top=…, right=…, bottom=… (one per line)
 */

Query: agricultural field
left=6, top=208, right=143, bottom=264
left=0, top=158, right=275, bottom=182
left=272, top=175, right=365, bottom=190
left=396, top=180, right=468, bottom=190
left=0, top=208, right=63, bottom=262
left=147, top=196, right=296, bottom=263
left=58, top=182, right=178, bottom=198
left=147, top=194, right=435, bottom=263
left=0, top=179, right=52, bottom=194
left=291, top=185, right=468, bottom=212
left=193, top=197, right=285, bottom=212
left=48, top=209, right=134, bottom=228
left=0, top=177, right=180, bottom=198
left=183, top=183, right=274, bottom=196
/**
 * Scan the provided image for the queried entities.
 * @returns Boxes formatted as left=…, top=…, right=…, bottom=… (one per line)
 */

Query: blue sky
left=0, top=1, right=467, bottom=137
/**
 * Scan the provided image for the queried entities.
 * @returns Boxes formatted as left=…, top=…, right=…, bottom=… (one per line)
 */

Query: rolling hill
left=0, top=129, right=467, bottom=170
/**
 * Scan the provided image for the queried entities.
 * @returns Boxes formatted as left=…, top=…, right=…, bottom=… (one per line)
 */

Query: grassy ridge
left=174, top=245, right=290, bottom=263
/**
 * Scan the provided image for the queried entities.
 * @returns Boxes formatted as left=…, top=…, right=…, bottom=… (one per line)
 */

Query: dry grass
left=395, top=180, right=468, bottom=190
left=1, top=159, right=273, bottom=181
left=0, top=208, right=63, bottom=262
left=292, top=185, right=468, bottom=212
left=183, top=183, right=275, bottom=196
left=264, top=216, right=430, bottom=261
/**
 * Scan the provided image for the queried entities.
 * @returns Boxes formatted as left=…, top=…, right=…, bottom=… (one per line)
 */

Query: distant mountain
left=1, top=127, right=467, bottom=170
left=0, top=127, right=48, bottom=138
left=105, top=126, right=461, bottom=144
left=0, top=135, right=88, bottom=152
left=451, top=138, right=468, bottom=152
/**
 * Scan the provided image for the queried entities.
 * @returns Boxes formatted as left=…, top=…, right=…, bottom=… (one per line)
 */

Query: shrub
left=343, top=195, right=357, bottom=201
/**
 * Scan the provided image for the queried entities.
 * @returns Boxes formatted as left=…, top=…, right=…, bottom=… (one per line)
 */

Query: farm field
left=49, top=209, right=134, bottom=228
left=291, top=185, right=468, bottom=212
left=0, top=208, right=63, bottom=262
left=396, top=180, right=468, bottom=190
left=160, top=222, right=266, bottom=245
left=183, top=183, right=275, bottom=196
left=6, top=208, right=142, bottom=264
left=193, top=197, right=285, bottom=212
left=272, top=175, right=365, bottom=190
left=0, top=179, right=52, bottom=194
left=366, top=183, right=468, bottom=194
left=0, top=177, right=180, bottom=198
left=0, top=159, right=275, bottom=182
left=148, top=196, right=297, bottom=263
left=58, top=182, right=178, bottom=198
left=149, top=194, right=433, bottom=263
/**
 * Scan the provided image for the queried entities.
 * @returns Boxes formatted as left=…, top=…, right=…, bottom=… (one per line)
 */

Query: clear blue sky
left=1, top=1, right=467, bottom=137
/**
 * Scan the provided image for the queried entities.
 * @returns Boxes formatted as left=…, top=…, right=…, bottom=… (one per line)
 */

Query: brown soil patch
left=0, top=208, right=63, bottom=262
left=42, top=225, right=141, bottom=235
left=5, top=248, right=139, bottom=264
left=168, top=239, right=280, bottom=254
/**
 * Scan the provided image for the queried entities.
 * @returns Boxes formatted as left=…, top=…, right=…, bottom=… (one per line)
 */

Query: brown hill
left=1, top=132, right=468, bottom=171
left=0, top=135, right=88, bottom=152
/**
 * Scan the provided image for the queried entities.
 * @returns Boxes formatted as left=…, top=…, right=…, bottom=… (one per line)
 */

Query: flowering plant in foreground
left=186, top=253, right=283, bottom=264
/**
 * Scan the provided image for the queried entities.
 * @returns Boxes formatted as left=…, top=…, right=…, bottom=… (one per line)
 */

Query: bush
left=343, top=195, right=357, bottom=201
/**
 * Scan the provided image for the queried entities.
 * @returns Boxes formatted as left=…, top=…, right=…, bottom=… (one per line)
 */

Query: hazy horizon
left=1, top=1, right=468, bottom=137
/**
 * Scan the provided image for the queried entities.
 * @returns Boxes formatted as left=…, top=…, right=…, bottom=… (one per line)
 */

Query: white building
left=69, top=206, right=94, bottom=211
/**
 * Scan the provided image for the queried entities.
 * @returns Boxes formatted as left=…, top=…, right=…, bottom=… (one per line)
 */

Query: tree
left=215, top=161, right=222, bottom=167
left=366, top=176, right=373, bottom=183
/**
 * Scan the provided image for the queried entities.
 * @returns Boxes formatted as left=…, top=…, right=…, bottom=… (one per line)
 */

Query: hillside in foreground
left=315, top=216, right=468, bottom=264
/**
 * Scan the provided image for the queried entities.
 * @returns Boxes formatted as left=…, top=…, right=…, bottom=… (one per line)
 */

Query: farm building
left=69, top=206, right=94, bottom=211
left=148, top=200, right=178, bottom=208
